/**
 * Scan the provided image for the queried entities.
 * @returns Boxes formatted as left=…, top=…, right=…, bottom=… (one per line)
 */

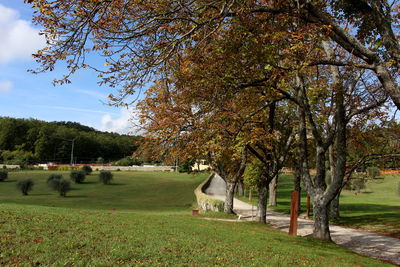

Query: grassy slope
left=0, top=171, right=392, bottom=266
left=239, top=173, right=400, bottom=237
left=0, top=171, right=202, bottom=212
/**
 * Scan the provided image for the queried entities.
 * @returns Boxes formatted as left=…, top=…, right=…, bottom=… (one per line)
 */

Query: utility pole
left=70, top=138, right=76, bottom=166
left=46, top=135, right=76, bottom=165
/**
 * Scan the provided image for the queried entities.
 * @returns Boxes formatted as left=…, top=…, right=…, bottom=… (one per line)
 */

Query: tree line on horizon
left=0, top=117, right=141, bottom=165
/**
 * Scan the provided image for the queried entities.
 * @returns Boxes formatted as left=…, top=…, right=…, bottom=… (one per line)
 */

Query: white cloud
left=0, top=4, right=45, bottom=64
left=100, top=108, right=141, bottom=135
left=0, top=80, right=13, bottom=93
left=75, top=89, right=107, bottom=100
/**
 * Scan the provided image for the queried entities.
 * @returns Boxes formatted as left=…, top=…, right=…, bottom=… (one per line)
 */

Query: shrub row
left=12, top=170, right=113, bottom=197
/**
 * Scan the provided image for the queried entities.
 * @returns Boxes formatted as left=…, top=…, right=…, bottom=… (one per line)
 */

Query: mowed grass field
left=252, top=173, right=400, bottom=237
left=0, top=171, right=392, bottom=266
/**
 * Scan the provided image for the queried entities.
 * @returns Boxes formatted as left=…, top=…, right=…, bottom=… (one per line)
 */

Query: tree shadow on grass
left=81, top=181, right=98, bottom=185
left=107, top=183, right=126, bottom=186
left=65, top=195, right=88, bottom=198
left=3, top=179, right=17, bottom=183
left=333, top=203, right=400, bottom=236
left=69, top=187, right=81, bottom=191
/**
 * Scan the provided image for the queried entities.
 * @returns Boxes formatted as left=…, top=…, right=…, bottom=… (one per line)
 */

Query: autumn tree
left=290, top=41, right=389, bottom=239
left=137, top=77, right=249, bottom=213
left=27, top=0, right=397, bottom=241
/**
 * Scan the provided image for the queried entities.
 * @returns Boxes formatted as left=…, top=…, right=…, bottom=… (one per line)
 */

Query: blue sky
left=0, top=1, right=138, bottom=134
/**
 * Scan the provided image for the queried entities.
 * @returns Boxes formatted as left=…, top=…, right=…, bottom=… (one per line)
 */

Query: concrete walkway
left=208, top=193, right=400, bottom=265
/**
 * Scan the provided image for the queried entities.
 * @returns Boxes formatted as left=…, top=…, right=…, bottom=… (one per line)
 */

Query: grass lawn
left=0, top=170, right=392, bottom=266
left=239, top=173, right=400, bottom=237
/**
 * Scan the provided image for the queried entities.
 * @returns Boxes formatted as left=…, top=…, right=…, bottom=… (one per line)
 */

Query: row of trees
left=0, top=117, right=141, bottom=165
left=27, top=0, right=399, bottom=241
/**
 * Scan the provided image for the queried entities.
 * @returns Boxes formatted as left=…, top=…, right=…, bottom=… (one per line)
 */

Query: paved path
left=208, top=193, right=400, bottom=265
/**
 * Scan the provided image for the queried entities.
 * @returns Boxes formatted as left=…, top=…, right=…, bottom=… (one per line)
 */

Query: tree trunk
left=224, top=181, right=236, bottom=214
left=294, top=164, right=302, bottom=212
left=256, top=179, right=268, bottom=223
left=268, top=175, right=278, bottom=206
left=236, top=180, right=245, bottom=197
left=313, top=197, right=331, bottom=240
left=330, top=193, right=340, bottom=218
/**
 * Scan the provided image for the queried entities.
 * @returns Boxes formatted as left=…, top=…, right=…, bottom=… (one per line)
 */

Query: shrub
left=352, top=178, right=366, bottom=193
left=178, top=159, right=195, bottom=173
left=344, top=176, right=366, bottom=193
left=366, top=167, right=381, bottom=179
left=0, top=169, right=8, bottom=181
left=99, top=170, right=113, bottom=185
left=47, top=174, right=63, bottom=185
left=96, top=157, right=104, bottom=164
left=47, top=175, right=71, bottom=197
left=112, top=156, right=143, bottom=166
left=58, top=165, right=71, bottom=171
left=81, top=165, right=92, bottom=175
left=16, top=179, right=34, bottom=195
left=70, top=170, right=86, bottom=184
left=243, top=160, right=262, bottom=191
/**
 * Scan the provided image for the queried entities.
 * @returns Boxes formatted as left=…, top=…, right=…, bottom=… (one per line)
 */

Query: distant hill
left=0, top=117, right=142, bottom=165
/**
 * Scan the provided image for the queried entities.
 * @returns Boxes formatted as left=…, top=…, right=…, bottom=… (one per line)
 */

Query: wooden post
left=289, top=190, right=299, bottom=236
left=306, top=194, right=311, bottom=218
left=249, top=189, right=253, bottom=201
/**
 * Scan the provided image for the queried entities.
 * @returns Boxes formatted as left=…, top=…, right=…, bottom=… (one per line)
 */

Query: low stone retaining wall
left=1, top=165, right=20, bottom=169
left=194, top=173, right=224, bottom=212
left=92, top=166, right=174, bottom=172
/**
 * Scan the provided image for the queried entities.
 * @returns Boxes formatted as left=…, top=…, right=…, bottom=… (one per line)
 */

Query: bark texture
left=256, top=180, right=268, bottom=223
left=268, top=175, right=277, bottom=206
left=313, top=197, right=332, bottom=241
left=224, top=181, right=236, bottom=214
left=236, top=180, right=245, bottom=197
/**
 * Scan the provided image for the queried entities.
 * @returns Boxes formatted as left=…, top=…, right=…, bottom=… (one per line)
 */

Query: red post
left=289, top=190, right=299, bottom=236
left=306, top=194, right=311, bottom=218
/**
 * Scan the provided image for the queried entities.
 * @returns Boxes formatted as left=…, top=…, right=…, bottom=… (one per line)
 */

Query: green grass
left=239, top=173, right=400, bottom=237
left=335, top=174, right=400, bottom=237
left=0, top=171, right=392, bottom=266
left=0, top=171, right=204, bottom=212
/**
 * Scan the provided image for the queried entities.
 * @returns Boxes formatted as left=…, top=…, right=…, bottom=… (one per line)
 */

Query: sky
left=0, top=1, right=139, bottom=135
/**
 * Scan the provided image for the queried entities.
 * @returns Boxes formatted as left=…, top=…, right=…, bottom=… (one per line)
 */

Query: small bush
left=47, top=174, right=63, bottom=185
left=81, top=165, right=93, bottom=175
left=0, top=169, right=8, bottom=181
left=99, top=170, right=113, bottom=185
left=366, top=167, right=380, bottom=179
left=56, top=165, right=70, bottom=171
left=70, top=170, right=86, bottom=184
left=178, top=159, right=195, bottom=173
left=344, top=176, right=366, bottom=193
left=47, top=175, right=71, bottom=197
left=17, top=179, right=34, bottom=195
left=96, top=157, right=104, bottom=164
left=112, top=156, right=143, bottom=166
